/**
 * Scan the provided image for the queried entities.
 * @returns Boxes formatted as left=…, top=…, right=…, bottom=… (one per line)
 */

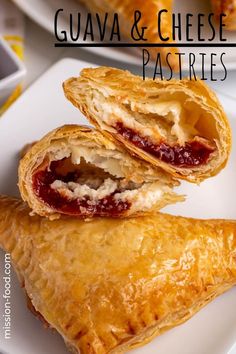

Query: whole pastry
left=0, top=196, right=236, bottom=354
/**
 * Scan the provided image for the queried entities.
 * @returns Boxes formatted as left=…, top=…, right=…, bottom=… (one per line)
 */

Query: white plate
left=12, top=0, right=236, bottom=71
left=0, top=58, right=236, bottom=354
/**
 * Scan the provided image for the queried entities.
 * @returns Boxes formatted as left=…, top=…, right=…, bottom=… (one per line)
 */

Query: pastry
left=211, top=0, right=236, bottom=30
left=0, top=195, right=236, bottom=354
left=20, top=142, right=35, bottom=158
left=78, top=0, right=179, bottom=70
left=63, top=67, right=231, bottom=183
left=18, top=125, right=183, bottom=219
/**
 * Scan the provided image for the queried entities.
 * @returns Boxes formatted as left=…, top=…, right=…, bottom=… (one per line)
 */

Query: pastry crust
left=211, top=0, right=236, bottom=30
left=0, top=195, right=236, bottom=354
left=18, top=124, right=183, bottom=219
left=78, top=0, right=179, bottom=70
left=63, top=67, right=231, bottom=183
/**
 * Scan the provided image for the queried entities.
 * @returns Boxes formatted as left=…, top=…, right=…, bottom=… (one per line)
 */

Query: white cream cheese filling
left=47, top=143, right=176, bottom=213
left=51, top=178, right=118, bottom=201
left=51, top=177, right=169, bottom=212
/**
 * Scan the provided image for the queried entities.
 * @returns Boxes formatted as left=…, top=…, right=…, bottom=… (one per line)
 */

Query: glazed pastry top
left=0, top=196, right=236, bottom=354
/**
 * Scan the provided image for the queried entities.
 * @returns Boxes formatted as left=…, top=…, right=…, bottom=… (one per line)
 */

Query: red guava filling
left=32, top=159, right=131, bottom=217
left=115, top=122, right=215, bottom=167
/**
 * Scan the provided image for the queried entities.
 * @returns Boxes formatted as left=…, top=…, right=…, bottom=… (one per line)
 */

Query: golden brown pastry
left=20, top=142, right=36, bottom=158
left=79, top=0, right=179, bottom=70
left=63, top=67, right=231, bottom=183
left=211, top=0, right=236, bottom=30
left=0, top=195, right=236, bottom=354
left=18, top=125, right=183, bottom=219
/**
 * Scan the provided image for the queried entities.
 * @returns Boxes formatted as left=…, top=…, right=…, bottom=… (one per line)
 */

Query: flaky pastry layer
left=18, top=125, right=182, bottom=219
left=63, top=67, right=231, bottom=183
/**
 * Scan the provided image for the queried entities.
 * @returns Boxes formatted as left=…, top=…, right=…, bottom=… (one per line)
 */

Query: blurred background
left=1, top=0, right=236, bottom=102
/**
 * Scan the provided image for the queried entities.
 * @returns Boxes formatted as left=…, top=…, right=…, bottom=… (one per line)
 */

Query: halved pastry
left=78, top=0, right=179, bottom=70
left=211, top=0, right=236, bottom=30
left=18, top=125, right=182, bottom=219
left=0, top=195, right=236, bottom=354
left=63, top=67, right=231, bottom=183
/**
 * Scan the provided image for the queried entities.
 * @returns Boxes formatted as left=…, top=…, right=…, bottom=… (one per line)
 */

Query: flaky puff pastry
left=78, top=0, right=179, bottom=70
left=211, top=0, right=236, bottom=30
left=18, top=124, right=183, bottom=220
left=63, top=67, right=231, bottom=183
left=0, top=195, right=236, bottom=354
